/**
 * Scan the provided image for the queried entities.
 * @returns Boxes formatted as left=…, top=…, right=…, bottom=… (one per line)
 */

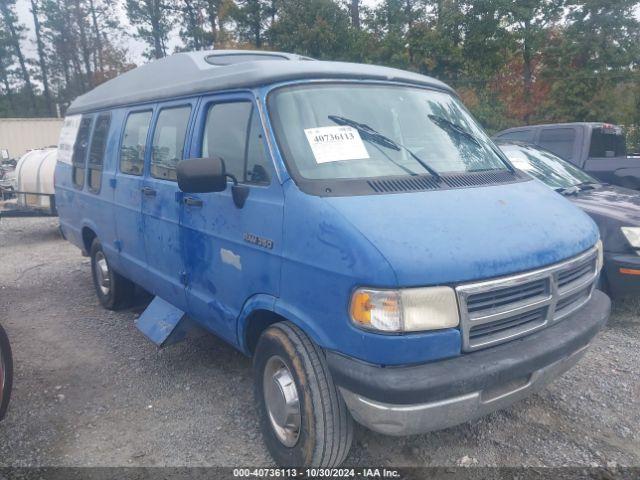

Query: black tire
left=90, top=238, right=134, bottom=310
left=0, top=323, right=13, bottom=421
left=254, top=322, right=353, bottom=467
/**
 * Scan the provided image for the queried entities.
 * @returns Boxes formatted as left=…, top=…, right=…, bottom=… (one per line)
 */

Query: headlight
left=349, top=286, right=459, bottom=333
left=621, top=227, right=640, bottom=251
left=596, top=239, right=604, bottom=271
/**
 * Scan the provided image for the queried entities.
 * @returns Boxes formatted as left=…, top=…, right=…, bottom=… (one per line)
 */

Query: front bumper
left=604, top=252, right=640, bottom=298
left=327, top=290, right=610, bottom=436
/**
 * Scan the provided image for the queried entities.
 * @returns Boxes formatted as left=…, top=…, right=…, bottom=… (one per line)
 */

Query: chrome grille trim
left=456, top=246, right=599, bottom=352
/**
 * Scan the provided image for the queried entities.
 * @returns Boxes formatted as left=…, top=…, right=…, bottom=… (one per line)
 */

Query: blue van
left=55, top=50, right=610, bottom=467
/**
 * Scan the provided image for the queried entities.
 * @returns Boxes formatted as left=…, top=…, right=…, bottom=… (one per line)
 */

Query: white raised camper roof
left=66, top=50, right=455, bottom=115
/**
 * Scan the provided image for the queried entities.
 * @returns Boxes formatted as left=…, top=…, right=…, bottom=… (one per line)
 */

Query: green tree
left=0, top=0, right=37, bottom=113
left=269, top=0, right=353, bottom=58
left=544, top=0, right=640, bottom=122
left=233, top=0, right=273, bottom=47
left=203, top=0, right=232, bottom=46
left=500, top=0, right=562, bottom=123
left=0, top=31, right=16, bottom=115
left=176, top=0, right=209, bottom=50
left=126, top=0, right=174, bottom=58
left=30, top=0, right=54, bottom=115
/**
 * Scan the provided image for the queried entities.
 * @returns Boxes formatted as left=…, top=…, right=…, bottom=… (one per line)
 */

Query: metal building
left=0, top=118, right=63, bottom=160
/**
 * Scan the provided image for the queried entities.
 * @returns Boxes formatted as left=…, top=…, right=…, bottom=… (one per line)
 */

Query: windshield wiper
left=328, top=115, right=441, bottom=180
left=428, top=114, right=482, bottom=147
left=557, top=182, right=601, bottom=196
left=555, top=186, right=580, bottom=196
left=576, top=181, right=601, bottom=191
left=427, top=114, right=516, bottom=173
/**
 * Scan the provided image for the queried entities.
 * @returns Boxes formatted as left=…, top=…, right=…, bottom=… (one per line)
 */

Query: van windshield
left=268, top=83, right=508, bottom=181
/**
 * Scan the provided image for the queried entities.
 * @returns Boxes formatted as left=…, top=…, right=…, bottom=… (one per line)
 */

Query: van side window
left=203, top=102, right=270, bottom=185
left=87, top=113, right=111, bottom=193
left=120, top=111, right=152, bottom=176
left=538, top=128, right=575, bottom=160
left=72, top=117, right=93, bottom=188
left=150, top=106, right=191, bottom=181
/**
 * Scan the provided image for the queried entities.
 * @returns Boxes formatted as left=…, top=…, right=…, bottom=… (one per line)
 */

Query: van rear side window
left=87, top=113, right=111, bottom=192
left=120, top=111, right=152, bottom=176
left=72, top=117, right=93, bottom=188
left=150, top=106, right=191, bottom=181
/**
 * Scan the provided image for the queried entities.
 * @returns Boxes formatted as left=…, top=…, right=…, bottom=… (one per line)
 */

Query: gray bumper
left=340, top=342, right=589, bottom=436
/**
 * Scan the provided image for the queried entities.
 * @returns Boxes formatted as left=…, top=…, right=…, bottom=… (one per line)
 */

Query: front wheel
left=0, top=323, right=13, bottom=421
left=254, top=322, right=353, bottom=467
left=90, top=239, right=134, bottom=310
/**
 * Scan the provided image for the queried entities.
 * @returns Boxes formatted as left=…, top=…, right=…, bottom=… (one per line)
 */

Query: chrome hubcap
left=95, top=251, right=111, bottom=296
left=263, top=356, right=301, bottom=447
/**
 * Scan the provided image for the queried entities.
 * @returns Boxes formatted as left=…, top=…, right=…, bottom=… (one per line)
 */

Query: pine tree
left=30, top=0, right=54, bottom=115
left=0, top=0, right=37, bottom=113
left=126, top=0, right=174, bottom=59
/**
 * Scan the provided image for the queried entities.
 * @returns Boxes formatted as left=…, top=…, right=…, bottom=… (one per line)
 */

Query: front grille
left=456, top=247, right=599, bottom=352
left=469, top=306, right=548, bottom=340
left=558, top=257, right=596, bottom=291
left=466, top=279, right=549, bottom=313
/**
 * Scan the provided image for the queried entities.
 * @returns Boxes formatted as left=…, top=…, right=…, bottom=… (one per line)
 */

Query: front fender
left=235, top=294, right=335, bottom=356
left=236, top=294, right=276, bottom=354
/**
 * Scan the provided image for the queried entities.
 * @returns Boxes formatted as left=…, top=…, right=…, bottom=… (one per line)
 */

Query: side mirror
left=177, top=157, right=227, bottom=193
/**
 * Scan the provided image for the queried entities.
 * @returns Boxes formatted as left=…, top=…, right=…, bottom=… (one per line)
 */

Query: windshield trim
left=266, top=80, right=525, bottom=197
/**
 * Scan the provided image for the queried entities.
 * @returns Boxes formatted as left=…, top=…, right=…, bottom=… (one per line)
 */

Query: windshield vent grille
left=367, top=171, right=520, bottom=193
left=441, top=170, right=518, bottom=188
left=368, top=176, right=440, bottom=193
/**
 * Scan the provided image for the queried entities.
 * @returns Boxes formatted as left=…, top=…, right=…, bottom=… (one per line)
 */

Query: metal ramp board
left=135, top=296, right=189, bottom=347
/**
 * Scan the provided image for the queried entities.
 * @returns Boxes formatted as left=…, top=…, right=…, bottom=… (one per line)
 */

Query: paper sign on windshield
left=304, top=126, right=369, bottom=164
left=57, top=115, right=82, bottom=164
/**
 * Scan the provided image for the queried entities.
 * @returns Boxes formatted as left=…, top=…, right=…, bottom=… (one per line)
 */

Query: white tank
left=15, top=147, right=57, bottom=209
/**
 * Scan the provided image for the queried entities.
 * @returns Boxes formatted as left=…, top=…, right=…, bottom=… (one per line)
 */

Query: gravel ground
left=0, top=217, right=638, bottom=468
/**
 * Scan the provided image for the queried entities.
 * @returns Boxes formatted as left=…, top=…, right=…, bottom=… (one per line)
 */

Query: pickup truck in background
left=494, top=122, right=639, bottom=190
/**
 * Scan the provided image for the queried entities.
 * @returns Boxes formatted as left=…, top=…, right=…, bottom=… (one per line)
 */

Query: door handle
left=141, top=186, right=157, bottom=197
left=183, top=196, right=203, bottom=207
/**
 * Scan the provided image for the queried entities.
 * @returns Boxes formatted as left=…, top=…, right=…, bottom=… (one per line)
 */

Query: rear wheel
left=90, top=238, right=134, bottom=310
left=0, top=323, right=13, bottom=421
left=254, top=322, right=353, bottom=467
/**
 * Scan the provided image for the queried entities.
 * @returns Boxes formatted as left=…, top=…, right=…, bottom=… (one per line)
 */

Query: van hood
left=323, top=179, right=599, bottom=286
